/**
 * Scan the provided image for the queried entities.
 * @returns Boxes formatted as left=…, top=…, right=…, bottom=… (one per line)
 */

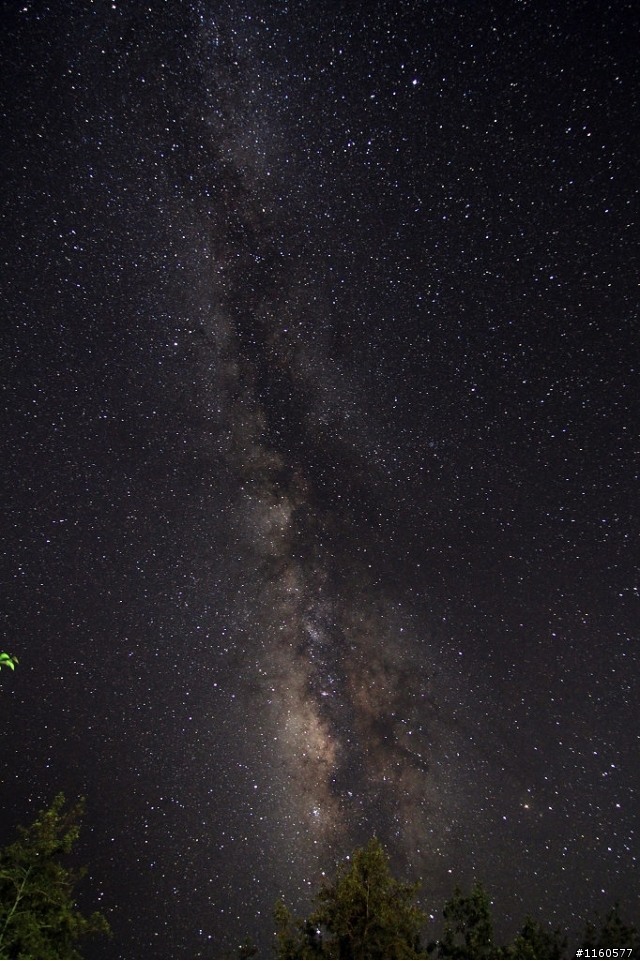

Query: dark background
left=1, top=1, right=638, bottom=957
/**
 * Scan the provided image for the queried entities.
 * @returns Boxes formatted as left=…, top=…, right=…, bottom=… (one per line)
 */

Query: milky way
left=200, top=102, right=466, bottom=872
left=1, top=2, right=638, bottom=957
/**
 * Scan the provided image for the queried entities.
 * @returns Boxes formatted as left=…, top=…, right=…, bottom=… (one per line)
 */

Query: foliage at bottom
left=272, top=838, right=639, bottom=960
left=0, top=794, right=109, bottom=960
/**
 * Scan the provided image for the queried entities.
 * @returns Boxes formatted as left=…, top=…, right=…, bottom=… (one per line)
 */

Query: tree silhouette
left=274, top=837, right=427, bottom=959
left=0, top=794, right=109, bottom=959
left=502, top=916, right=567, bottom=959
left=582, top=904, right=640, bottom=953
left=432, top=882, right=495, bottom=959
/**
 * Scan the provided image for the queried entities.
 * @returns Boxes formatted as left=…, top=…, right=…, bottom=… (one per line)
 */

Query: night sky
left=1, top=1, right=638, bottom=958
